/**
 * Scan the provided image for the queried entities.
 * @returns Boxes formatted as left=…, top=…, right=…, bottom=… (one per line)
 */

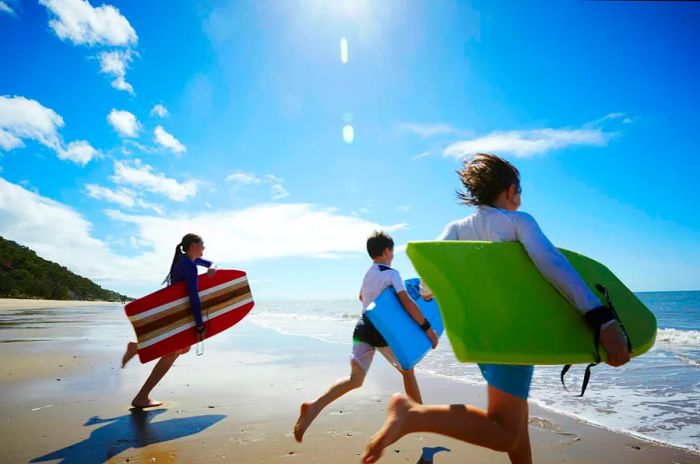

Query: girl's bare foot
left=122, top=342, right=138, bottom=368
left=131, top=397, right=163, bottom=409
left=362, top=394, right=416, bottom=464
left=293, top=402, right=319, bottom=442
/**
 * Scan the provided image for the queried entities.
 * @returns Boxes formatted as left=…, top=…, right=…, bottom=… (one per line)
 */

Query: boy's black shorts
left=352, top=313, right=388, bottom=348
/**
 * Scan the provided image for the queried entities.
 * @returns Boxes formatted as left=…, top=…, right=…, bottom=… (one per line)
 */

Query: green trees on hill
left=0, top=236, right=130, bottom=301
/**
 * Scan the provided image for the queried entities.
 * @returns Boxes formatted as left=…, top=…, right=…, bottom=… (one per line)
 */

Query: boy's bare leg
left=131, top=347, right=189, bottom=408
left=362, top=386, right=530, bottom=464
left=294, top=360, right=366, bottom=442
left=400, top=369, right=423, bottom=404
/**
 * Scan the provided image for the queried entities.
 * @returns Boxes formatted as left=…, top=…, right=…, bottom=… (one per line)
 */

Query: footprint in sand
left=528, top=416, right=580, bottom=445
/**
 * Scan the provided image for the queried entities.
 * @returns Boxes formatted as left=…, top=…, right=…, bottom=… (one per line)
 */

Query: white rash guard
left=438, top=205, right=602, bottom=313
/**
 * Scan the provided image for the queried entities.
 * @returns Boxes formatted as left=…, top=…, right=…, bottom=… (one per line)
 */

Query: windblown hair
left=456, top=153, right=520, bottom=206
left=366, top=230, right=394, bottom=258
left=163, top=233, right=202, bottom=285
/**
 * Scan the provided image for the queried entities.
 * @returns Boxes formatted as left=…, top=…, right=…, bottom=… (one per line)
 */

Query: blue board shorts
left=478, top=363, right=534, bottom=399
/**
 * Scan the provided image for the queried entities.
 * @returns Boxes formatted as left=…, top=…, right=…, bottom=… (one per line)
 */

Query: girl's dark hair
left=367, top=230, right=394, bottom=258
left=456, top=153, right=520, bottom=206
left=163, top=233, right=202, bottom=285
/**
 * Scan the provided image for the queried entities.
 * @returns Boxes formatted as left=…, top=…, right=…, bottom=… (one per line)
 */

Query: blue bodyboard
left=365, top=278, right=444, bottom=370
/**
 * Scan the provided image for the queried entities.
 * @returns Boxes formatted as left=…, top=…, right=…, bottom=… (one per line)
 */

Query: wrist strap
left=583, top=305, right=615, bottom=330
left=420, top=319, right=431, bottom=331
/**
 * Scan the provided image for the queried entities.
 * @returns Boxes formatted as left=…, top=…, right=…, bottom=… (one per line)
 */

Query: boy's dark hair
left=457, top=153, right=520, bottom=206
left=366, top=231, right=394, bottom=258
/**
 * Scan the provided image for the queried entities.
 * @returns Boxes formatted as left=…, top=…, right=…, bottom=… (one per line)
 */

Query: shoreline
left=0, top=298, right=123, bottom=310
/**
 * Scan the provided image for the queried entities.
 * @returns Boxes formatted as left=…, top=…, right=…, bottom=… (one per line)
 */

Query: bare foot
left=362, top=394, right=415, bottom=464
left=131, top=397, right=163, bottom=409
left=122, top=342, right=138, bottom=368
left=294, top=402, right=318, bottom=442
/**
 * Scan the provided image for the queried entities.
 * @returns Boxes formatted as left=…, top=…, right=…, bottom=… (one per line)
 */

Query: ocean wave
left=250, top=311, right=351, bottom=323
left=656, top=328, right=700, bottom=348
left=674, top=353, right=700, bottom=368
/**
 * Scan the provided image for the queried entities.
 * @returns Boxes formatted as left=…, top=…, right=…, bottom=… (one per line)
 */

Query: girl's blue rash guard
left=170, top=256, right=212, bottom=328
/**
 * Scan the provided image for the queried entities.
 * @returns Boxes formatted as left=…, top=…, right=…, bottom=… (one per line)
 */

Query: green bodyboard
left=407, top=241, right=657, bottom=365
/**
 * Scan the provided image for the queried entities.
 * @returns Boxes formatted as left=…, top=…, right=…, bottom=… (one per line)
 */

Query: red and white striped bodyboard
left=124, top=269, right=254, bottom=363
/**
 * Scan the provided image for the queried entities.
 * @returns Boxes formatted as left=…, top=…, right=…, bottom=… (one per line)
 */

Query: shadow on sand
left=417, top=446, right=451, bottom=463
left=32, top=408, right=225, bottom=464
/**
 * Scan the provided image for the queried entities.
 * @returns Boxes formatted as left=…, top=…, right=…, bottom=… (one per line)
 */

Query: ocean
left=249, top=291, right=700, bottom=454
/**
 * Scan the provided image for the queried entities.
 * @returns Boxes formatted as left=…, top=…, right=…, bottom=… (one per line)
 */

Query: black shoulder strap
left=561, top=325, right=601, bottom=397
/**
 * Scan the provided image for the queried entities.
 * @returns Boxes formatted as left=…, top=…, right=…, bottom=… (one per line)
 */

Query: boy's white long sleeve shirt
left=438, top=205, right=601, bottom=313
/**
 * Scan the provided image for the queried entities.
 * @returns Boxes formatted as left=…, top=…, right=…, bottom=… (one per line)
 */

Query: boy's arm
left=397, top=290, right=438, bottom=349
left=516, top=213, right=630, bottom=366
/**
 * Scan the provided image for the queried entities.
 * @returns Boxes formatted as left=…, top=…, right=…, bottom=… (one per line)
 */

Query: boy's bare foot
left=362, top=394, right=415, bottom=464
left=131, top=397, right=163, bottom=409
left=294, top=402, right=318, bottom=442
left=122, top=342, right=138, bottom=368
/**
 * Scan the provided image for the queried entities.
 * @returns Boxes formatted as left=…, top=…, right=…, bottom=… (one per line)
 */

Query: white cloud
left=225, top=171, right=290, bottom=200
left=85, top=183, right=136, bottom=207
left=0, top=177, right=135, bottom=285
left=85, top=183, right=164, bottom=214
left=150, top=104, right=169, bottom=118
left=111, top=159, right=197, bottom=201
left=107, top=109, right=140, bottom=137
left=39, top=0, right=137, bottom=47
left=58, top=140, right=99, bottom=165
left=0, top=95, right=63, bottom=151
left=0, top=95, right=97, bottom=165
left=0, top=178, right=404, bottom=291
left=153, top=125, right=185, bottom=154
left=225, top=171, right=262, bottom=186
left=410, top=150, right=432, bottom=160
left=108, top=203, right=405, bottom=264
left=0, top=1, right=15, bottom=15
left=443, top=128, right=609, bottom=159
left=395, top=205, right=411, bottom=213
left=271, top=183, right=290, bottom=200
left=99, top=50, right=134, bottom=94
left=264, top=174, right=290, bottom=200
left=399, top=122, right=458, bottom=138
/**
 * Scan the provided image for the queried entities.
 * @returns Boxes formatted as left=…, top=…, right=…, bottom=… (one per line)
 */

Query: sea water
left=250, top=291, right=700, bottom=453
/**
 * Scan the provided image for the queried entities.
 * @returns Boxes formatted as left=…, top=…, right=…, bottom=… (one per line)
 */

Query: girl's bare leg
left=131, top=347, right=190, bottom=408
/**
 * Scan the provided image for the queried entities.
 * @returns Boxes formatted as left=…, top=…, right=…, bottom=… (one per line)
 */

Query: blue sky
left=1, top=0, right=698, bottom=299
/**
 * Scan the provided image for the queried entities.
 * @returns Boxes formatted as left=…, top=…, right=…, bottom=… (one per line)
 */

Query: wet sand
left=0, top=298, right=122, bottom=310
left=0, top=303, right=698, bottom=464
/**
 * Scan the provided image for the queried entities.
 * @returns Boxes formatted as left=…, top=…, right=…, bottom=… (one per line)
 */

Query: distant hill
left=0, top=236, right=130, bottom=302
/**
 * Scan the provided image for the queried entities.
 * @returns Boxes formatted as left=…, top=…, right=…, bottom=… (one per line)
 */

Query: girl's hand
left=207, top=267, right=217, bottom=278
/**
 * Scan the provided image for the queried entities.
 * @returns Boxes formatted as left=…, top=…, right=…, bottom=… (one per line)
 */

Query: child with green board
left=362, top=154, right=630, bottom=464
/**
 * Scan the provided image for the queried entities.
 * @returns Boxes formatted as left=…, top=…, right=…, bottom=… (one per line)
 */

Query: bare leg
left=121, top=341, right=138, bottom=368
left=131, top=347, right=189, bottom=408
left=362, top=386, right=530, bottom=464
left=400, top=369, right=422, bottom=404
left=294, top=360, right=366, bottom=442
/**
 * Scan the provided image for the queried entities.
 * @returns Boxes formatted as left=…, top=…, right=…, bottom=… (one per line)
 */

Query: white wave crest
left=655, top=328, right=700, bottom=348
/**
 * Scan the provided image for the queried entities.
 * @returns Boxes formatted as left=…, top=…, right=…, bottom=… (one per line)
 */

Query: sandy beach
left=0, top=301, right=698, bottom=464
